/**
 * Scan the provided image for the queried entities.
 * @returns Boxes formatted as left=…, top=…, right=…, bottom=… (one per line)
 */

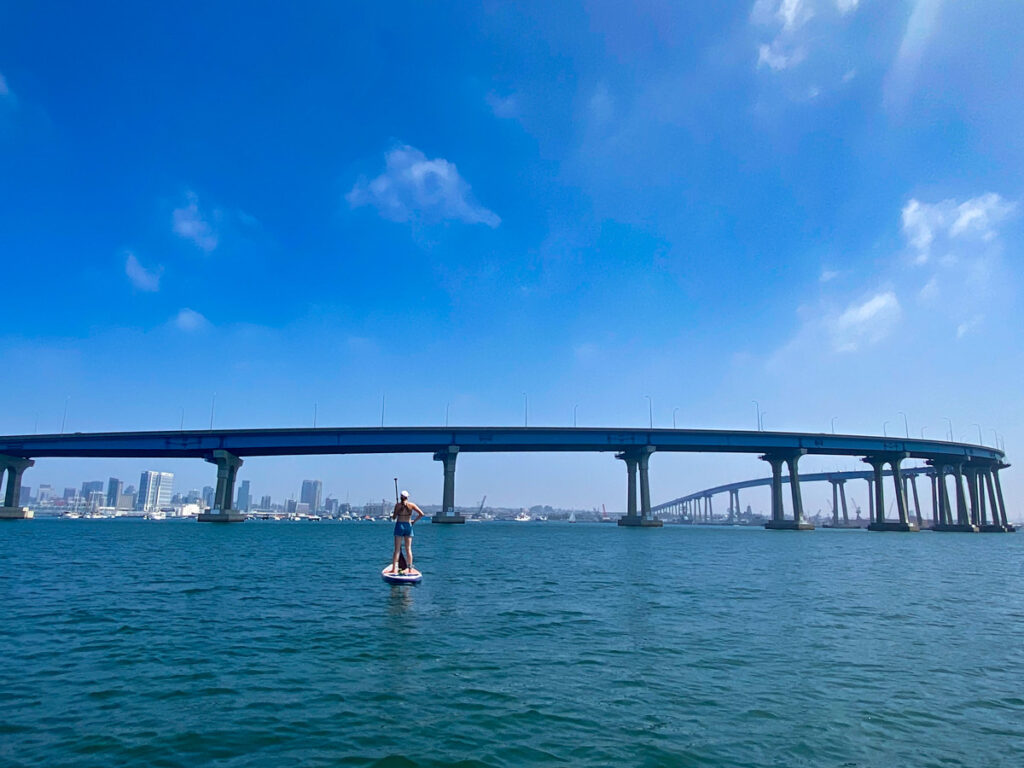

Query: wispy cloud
left=347, top=144, right=500, bottom=227
left=819, top=268, right=840, bottom=283
left=173, top=308, right=210, bottom=332
left=172, top=191, right=218, bottom=251
left=486, top=92, right=520, bottom=119
left=902, top=192, right=1016, bottom=264
left=124, top=252, right=162, bottom=292
left=830, top=291, right=902, bottom=352
left=751, top=0, right=862, bottom=91
left=884, top=0, right=944, bottom=110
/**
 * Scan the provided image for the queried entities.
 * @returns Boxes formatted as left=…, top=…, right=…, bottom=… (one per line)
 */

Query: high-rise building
left=259, top=495, right=272, bottom=510
left=37, top=484, right=53, bottom=503
left=236, top=480, right=251, bottom=512
left=137, top=471, right=174, bottom=512
left=63, top=488, right=77, bottom=500
left=202, top=486, right=215, bottom=509
left=300, top=480, right=322, bottom=512
left=81, top=480, right=104, bottom=498
left=106, top=477, right=123, bottom=507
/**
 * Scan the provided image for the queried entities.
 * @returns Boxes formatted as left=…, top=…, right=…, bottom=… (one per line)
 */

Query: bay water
left=2, top=519, right=1023, bottom=767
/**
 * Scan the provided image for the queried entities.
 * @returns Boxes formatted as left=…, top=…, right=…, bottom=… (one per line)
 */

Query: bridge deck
left=0, top=427, right=1003, bottom=462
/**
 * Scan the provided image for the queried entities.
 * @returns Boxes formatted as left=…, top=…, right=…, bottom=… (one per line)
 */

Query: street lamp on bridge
left=752, top=400, right=762, bottom=431
left=898, top=411, right=909, bottom=438
left=644, top=395, right=653, bottom=429
left=673, top=407, right=679, bottom=430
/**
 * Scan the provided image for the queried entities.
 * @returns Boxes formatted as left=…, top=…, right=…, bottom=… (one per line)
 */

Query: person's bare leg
left=391, top=537, right=402, bottom=572
left=404, top=537, right=413, bottom=571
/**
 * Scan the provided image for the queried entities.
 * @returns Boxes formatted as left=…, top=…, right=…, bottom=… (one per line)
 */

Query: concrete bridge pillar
left=0, top=455, right=35, bottom=519
left=762, top=450, right=811, bottom=530
left=830, top=479, right=840, bottom=527
left=909, top=474, right=923, bottom=529
left=432, top=446, right=464, bottom=523
left=929, top=471, right=939, bottom=527
left=866, top=477, right=874, bottom=521
left=618, top=447, right=661, bottom=527
left=838, top=480, right=850, bottom=525
left=930, top=462, right=977, bottom=532
left=980, top=465, right=1014, bottom=532
left=198, top=450, right=246, bottom=522
left=992, top=465, right=1013, bottom=530
left=704, top=493, right=713, bottom=522
left=868, top=453, right=916, bottom=531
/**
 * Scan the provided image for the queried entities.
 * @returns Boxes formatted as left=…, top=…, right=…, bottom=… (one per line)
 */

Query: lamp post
left=445, top=402, right=450, bottom=428
left=573, top=404, right=579, bottom=428
left=752, top=400, right=761, bottom=431
left=644, top=395, right=653, bottom=429
left=673, top=407, right=679, bottom=429
left=898, top=411, right=909, bottom=438
left=60, top=396, right=70, bottom=434
left=943, top=417, right=953, bottom=441
left=883, top=421, right=890, bottom=438
left=920, top=427, right=927, bottom=439
left=972, top=423, right=983, bottom=444
left=830, top=416, right=838, bottom=434
left=209, top=393, right=215, bottom=430
left=991, top=428, right=999, bottom=448
left=313, top=402, right=318, bottom=428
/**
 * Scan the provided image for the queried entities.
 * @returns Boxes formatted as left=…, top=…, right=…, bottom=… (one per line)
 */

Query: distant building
left=117, top=492, right=136, bottom=510
left=37, top=484, right=53, bottom=503
left=63, top=488, right=77, bottom=500
left=300, top=479, right=322, bottom=512
left=87, top=490, right=106, bottom=510
left=20, top=485, right=32, bottom=504
left=259, top=494, right=272, bottom=510
left=202, top=486, right=215, bottom=509
left=106, top=478, right=123, bottom=507
left=137, top=471, right=174, bottom=512
left=81, top=480, right=104, bottom=499
left=236, top=479, right=251, bottom=512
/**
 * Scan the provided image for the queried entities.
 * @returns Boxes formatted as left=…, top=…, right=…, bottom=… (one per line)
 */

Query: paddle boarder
left=389, top=490, right=424, bottom=575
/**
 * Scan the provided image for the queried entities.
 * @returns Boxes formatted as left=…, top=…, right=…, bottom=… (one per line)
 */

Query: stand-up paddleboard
left=382, top=565, right=422, bottom=584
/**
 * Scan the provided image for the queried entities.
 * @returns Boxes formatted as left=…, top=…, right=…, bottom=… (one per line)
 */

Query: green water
left=1, top=519, right=1022, bottom=766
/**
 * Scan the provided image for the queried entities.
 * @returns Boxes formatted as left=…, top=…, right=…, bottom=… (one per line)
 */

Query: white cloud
left=174, top=308, right=210, bottom=332
left=486, top=92, right=519, bottom=119
left=347, top=145, right=500, bottom=227
left=831, top=291, right=902, bottom=352
left=956, top=315, right=982, bottom=339
left=751, top=0, right=861, bottom=83
left=902, top=193, right=1016, bottom=263
left=884, top=0, right=944, bottom=109
left=124, top=252, right=161, bottom=292
left=819, top=269, right=840, bottom=283
left=172, top=191, right=218, bottom=251
left=918, top=275, right=939, bottom=301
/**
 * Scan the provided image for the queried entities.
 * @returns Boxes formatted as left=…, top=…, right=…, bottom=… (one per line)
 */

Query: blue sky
left=2, top=1, right=1023, bottom=513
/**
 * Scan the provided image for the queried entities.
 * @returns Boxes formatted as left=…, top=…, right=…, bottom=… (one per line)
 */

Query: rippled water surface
left=2, top=519, right=1023, bottom=767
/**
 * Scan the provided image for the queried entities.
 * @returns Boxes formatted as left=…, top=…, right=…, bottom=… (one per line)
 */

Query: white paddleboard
left=382, top=564, right=422, bottom=585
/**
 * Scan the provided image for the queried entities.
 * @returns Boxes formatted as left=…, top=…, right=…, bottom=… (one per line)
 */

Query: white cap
left=400, top=490, right=409, bottom=499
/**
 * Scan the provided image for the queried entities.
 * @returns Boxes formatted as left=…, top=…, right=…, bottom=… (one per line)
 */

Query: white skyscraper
left=137, top=471, right=174, bottom=512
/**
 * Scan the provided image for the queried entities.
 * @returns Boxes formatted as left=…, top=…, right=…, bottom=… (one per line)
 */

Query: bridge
left=652, top=466, right=1016, bottom=531
left=0, top=426, right=1010, bottom=532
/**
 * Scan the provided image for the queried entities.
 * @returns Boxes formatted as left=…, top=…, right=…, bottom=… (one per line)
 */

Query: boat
left=568, top=511, right=576, bottom=523
left=514, top=512, right=530, bottom=522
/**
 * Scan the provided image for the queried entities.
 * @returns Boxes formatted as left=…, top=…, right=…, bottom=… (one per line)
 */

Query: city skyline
left=2, top=2, right=1022, bottom=510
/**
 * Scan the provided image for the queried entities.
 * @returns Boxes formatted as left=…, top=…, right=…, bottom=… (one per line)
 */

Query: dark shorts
left=394, top=521, right=413, bottom=538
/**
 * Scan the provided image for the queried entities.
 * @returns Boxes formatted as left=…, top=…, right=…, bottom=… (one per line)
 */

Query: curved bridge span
left=0, top=427, right=1010, bottom=531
